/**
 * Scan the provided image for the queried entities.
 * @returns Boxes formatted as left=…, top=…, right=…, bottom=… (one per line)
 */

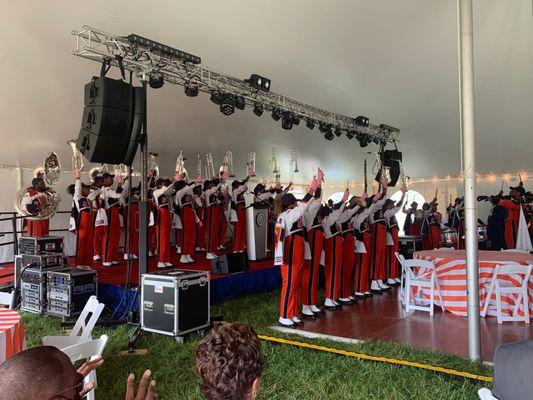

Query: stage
left=273, top=287, right=533, bottom=362
left=0, top=249, right=281, bottom=314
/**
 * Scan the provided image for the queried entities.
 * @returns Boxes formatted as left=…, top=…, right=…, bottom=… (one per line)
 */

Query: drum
left=441, top=229, right=457, bottom=246
left=477, top=226, right=487, bottom=241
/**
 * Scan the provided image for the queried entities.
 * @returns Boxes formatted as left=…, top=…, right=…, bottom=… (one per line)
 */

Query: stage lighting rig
left=253, top=103, right=264, bottom=117
left=220, top=93, right=235, bottom=116
left=271, top=108, right=282, bottom=121
left=306, top=118, right=316, bottom=130
left=281, top=112, right=294, bottom=130
left=245, top=74, right=271, bottom=92
left=149, top=73, right=164, bottom=89
left=126, top=34, right=201, bottom=64
left=235, top=96, right=246, bottom=110
left=355, top=115, right=369, bottom=127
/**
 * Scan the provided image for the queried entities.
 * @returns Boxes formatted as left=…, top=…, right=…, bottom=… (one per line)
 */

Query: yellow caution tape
left=258, top=334, right=493, bottom=383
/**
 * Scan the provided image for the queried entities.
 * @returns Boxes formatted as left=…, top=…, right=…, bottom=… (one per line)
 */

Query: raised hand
left=77, top=356, right=104, bottom=397
left=195, top=174, right=203, bottom=184
left=341, top=188, right=350, bottom=203
left=174, top=172, right=185, bottom=182
left=316, top=168, right=324, bottom=183
left=125, top=370, right=158, bottom=400
left=360, top=192, right=369, bottom=201
left=310, top=179, right=318, bottom=191
left=75, top=168, right=81, bottom=180
left=374, top=191, right=382, bottom=201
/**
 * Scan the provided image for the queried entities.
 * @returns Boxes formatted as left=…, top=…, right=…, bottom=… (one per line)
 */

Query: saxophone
left=175, top=150, right=188, bottom=180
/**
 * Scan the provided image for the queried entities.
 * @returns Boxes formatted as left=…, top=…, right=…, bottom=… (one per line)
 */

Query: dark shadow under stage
left=274, top=287, right=533, bottom=362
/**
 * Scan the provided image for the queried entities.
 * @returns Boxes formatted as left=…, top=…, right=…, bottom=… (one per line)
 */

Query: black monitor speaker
left=375, top=150, right=402, bottom=187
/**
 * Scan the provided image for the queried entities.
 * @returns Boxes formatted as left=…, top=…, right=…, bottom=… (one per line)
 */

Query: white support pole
left=458, top=0, right=480, bottom=361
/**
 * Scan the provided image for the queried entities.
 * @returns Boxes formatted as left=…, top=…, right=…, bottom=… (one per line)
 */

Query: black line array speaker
left=375, top=150, right=402, bottom=187
left=76, top=76, right=144, bottom=165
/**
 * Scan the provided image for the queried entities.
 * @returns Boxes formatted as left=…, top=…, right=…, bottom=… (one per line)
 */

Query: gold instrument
left=113, top=164, right=128, bottom=180
left=196, top=154, right=202, bottom=177
left=290, top=149, right=299, bottom=173
left=148, top=152, right=159, bottom=179
left=205, top=153, right=215, bottom=180
left=175, top=150, right=188, bottom=180
left=219, top=151, right=235, bottom=178
left=399, top=160, right=408, bottom=190
left=270, top=148, right=280, bottom=184
left=246, top=152, right=256, bottom=177
left=14, top=153, right=61, bottom=220
left=67, top=139, right=84, bottom=172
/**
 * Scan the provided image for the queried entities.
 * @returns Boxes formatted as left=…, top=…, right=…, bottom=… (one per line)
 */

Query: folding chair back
left=71, top=296, right=105, bottom=341
left=0, top=291, right=13, bottom=308
left=401, top=258, right=444, bottom=315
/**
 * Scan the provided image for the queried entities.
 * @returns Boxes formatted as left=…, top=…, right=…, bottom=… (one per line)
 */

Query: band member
left=338, top=196, right=365, bottom=304
left=369, top=182, right=388, bottom=292
left=172, top=195, right=183, bottom=254
left=147, top=189, right=157, bottom=257
left=153, top=176, right=181, bottom=268
left=499, top=183, right=525, bottom=249
left=402, top=201, right=421, bottom=235
left=68, top=169, right=98, bottom=267
left=101, top=172, right=129, bottom=267
left=123, top=187, right=140, bottom=260
left=322, top=189, right=349, bottom=308
left=275, top=172, right=321, bottom=327
left=421, top=193, right=442, bottom=250
left=218, top=175, right=230, bottom=251
left=352, top=194, right=379, bottom=297
left=21, top=177, right=50, bottom=236
left=194, top=185, right=206, bottom=252
left=204, top=179, right=222, bottom=260
left=301, top=185, right=323, bottom=317
left=384, top=188, right=406, bottom=285
left=231, top=172, right=253, bottom=253
left=175, top=176, right=203, bottom=264
left=92, top=175, right=107, bottom=261
left=447, top=197, right=465, bottom=249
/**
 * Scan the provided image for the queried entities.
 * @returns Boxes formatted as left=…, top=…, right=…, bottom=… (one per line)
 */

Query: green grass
left=22, top=290, right=491, bottom=399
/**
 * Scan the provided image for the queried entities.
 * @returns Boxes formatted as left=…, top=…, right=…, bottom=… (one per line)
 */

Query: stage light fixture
left=149, top=73, right=164, bottom=89
left=245, top=74, right=271, bottom=92
left=210, top=91, right=222, bottom=105
left=306, top=118, right=315, bottom=130
left=379, top=123, right=400, bottom=133
left=292, top=114, right=300, bottom=126
left=184, top=82, right=199, bottom=97
left=346, top=130, right=355, bottom=140
left=334, top=127, right=342, bottom=137
left=372, top=136, right=381, bottom=145
left=127, top=34, right=201, bottom=64
left=324, top=129, right=335, bottom=141
left=281, top=112, right=293, bottom=130
left=271, top=108, right=282, bottom=121
left=235, top=96, right=246, bottom=110
left=253, top=103, right=263, bottom=116
left=356, top=132, right=370, bottom=148
left=220, top=93, right=235, bottom=116
left=355, top=115, right=369, bottom=127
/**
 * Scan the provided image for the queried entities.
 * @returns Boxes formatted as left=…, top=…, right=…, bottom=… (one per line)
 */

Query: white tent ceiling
left=1, top=0, right=532, bottom=183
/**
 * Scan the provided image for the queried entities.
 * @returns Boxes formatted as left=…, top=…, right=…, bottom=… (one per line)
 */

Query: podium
left=246, top=204, right=269, bottom=261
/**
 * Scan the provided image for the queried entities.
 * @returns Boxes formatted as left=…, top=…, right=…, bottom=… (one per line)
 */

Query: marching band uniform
left=402, top=203, right=421, bottom=236
left=231, top=180, right=248, bottom=253
left=205, top=181, right=222, bottom=260
left=352, top=204, right=374, bottom=297
left=421, top=209, right=442, bottom=250
left=448, top=200, right=465, bottom=249
left=101, top=176, right=129, bottom=266
left=153, top=182, right=175, bottom=268
left=218, top=187, right=230, bottom=250
left=369, top=196, right=388, bottom=292
left=384, top=199, right=403, bottom=285
left=175, top=181, right=199, bottom=264
left=338, top=204, right=360, bottom=303
left=73, top=179, right=98, bottom=267
left=275, top=190, right=315, bottom=327
left=93, top=193, right=107, bottom=261
left=21, top=186, right=50, bottom=236
left=122, top=190, right=139, bottom=260
left=322, top=201, right=346, bottom=308
left=172, top=199, right=182, bottom=254
left=194, top=190, right=206, bottom=252
left=301, top=189, right=323, bottom=316
left=499, top=198, right=521, bottom=249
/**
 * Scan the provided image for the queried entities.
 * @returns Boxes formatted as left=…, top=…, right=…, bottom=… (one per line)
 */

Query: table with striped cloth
left=414, top=250, right=533, bottom=317
left=0, top=309, right=25, bottom=362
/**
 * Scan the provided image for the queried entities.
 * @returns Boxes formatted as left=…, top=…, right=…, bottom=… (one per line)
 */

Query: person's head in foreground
left=196, top=322, right=265, bottom=400
left=0, top=346, right=89, bottom=400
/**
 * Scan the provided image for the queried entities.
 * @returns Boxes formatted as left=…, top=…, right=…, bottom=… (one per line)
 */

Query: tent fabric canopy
left=1, top=0, right=532, bottom=182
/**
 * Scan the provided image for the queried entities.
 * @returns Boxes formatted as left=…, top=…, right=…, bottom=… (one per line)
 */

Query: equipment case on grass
left=46, top=268, right=98, bottom=318
left=141, top=269, right=210, bottom=338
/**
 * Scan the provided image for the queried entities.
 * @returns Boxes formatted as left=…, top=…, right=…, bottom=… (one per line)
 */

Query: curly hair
left=196, top=322, right=265, bottom=400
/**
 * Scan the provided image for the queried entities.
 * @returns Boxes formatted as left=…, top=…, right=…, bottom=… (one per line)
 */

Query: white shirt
left=204, top=183, right=221, bottom=206
left=369, top=198, right=386, bottom=223
left=384, top=205, right=401, bottom=223
left=303, top=197, right=323, bottom=231
left=73, top=180, right=99, bottom=212
left=174, top=184, right=197, bottom=207
left=322, top=203, right=346, bottom=239
left=152, top=184, right=175, bottom=207
left=231, top=184, right=247, bottom=203
left=101, top=180, right=129, bottom=209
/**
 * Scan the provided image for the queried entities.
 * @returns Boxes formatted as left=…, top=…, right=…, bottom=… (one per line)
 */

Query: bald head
left=0, top=346, right=79, bottom=400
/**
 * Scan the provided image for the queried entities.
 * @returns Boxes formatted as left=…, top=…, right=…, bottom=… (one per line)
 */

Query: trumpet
left=148, top=152, right=159, bottom=179
left=206, top=153, right=215, bottom=180
left=270, top=148, right=280, bottom=184
left=219, top=151, right=235, bottom=178
left=175, top=150, right=188, bottom=180
left=196, top=154, right=202, bottom=177
left=290, top=149, right=299, bottom=173
left=246, top=152, right=256, bottom=177
left=67, top=139, right=84, bottom=172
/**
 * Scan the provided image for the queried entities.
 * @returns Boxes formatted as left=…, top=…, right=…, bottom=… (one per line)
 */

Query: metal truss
left=72, top=25, right=399, bottom=143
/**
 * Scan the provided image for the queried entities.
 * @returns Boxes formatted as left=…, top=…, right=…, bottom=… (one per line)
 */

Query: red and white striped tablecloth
left=0, top=309, right=25, bottom=363
left=414, top=250, right=533, bottom=317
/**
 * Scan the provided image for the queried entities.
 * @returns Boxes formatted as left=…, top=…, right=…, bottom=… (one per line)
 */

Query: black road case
left=141, top=269, right=210, bottom=337
left=19, top=236, right=64, bottom=255
left=20, top=267, right=64, bottom=314
left=46, top=268, right=98, bottom=317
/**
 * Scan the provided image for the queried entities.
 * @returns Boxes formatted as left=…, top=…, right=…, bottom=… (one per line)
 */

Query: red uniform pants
left=181, top=206, right=196, bottom=256
left=279, top=234, right=305, bottom=319
left=157, top=207, right=172, bottom=263
left=25, top=219, right=49, bottom=237
left=205, top=205, right=219, bottom=254
left=126, top=204, right=139, bottom=255
left=386, top=228, right=400, bottom=279
left=324, top=235, right=343, bottom=300
left=301, top=228, right=324, bottom=306
left=370, top=223, right=387, bottom=280
left=354, top=232, right=371, bottom=293
left=103, top=207, right=121, bottom=263
left=504, top=219, right=517, bottom=249
left=341, top=233, right=356, bottom=298
left=75, top=210, right=94, bottom=266
left=93, top=225, right=105, bottom=258
left=196, top=208, right=205, bottom=250
left=219, top=206, right=227, bottom=247
left=233, top=204, right=247, bottom=252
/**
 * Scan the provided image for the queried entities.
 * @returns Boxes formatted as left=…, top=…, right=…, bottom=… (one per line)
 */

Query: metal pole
left=138, top=76, right=149, bottom=279
left=458, top=0, right=480, bottom=361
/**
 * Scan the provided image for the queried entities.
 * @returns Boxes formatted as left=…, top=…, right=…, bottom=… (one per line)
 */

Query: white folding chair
left=43, top=295, right=105, bottom=348
left=477, top=388, right=498, bottom=400
left=61, top=334, right=108, bottom=400
left=401, top=258, right=445, bottom=316
left=0, top=290, right=13, bottom=308
left=481, top=263, right=532, bottom=323
left=394, top=252, right=407, bottom=305
left=435, top=247, right=455, bottom=250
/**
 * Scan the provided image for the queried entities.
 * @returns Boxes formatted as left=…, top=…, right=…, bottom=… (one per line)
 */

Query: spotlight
left=127, top=34, right=201, bottom=64
left=319, top=122, right=328, bottom=133
left=271, top=108, right=282, bottom=121
left=334, top=127, right=342, bottom=137
left=253, top=103, right=263, bottom=117
left=149, top=73, right=164, bottom=89
left=356, top=132, right=370, bottom=148
left=184, top=82, right=198, bottom=97
left=355, top=115, right=369, bottom=127
left=210, top=91, right=222, bottom=105
left=220, top=93, right=235, bottom=116
left=235, top=96, right=246, bottom=110
left=346, top=130, right=355, bottom=140
left=292, top=114, right=300, bottom=126
left=245, top=74, right=271, bottom=92
left=372, top=136, right=381, bottom=145
left=281, top=112, right=293, bottom=130
left=306, top=118, right=315, bottom=130
left=324, top=129, right=335, bottom=141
